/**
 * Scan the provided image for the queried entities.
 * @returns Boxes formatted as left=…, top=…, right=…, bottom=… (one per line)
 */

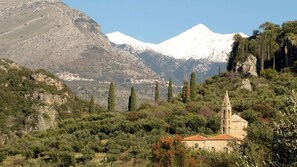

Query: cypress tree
left=168, top=79, right=173, bottom=102
left=190, top=72, right=197, bottom=100
left=155, top=81, right=160, bottom=103
left=181, top=81, right=189, bottom=103
left=128, top=86, right=137, bottom=111
left=108, top=82, right=116, bottom=112
left=89, top=95, right=95, bottom=113
left=219, top=66, right=221, bottom=75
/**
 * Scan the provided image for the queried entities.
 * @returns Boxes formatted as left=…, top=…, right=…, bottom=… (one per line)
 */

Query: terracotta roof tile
left=207, top=134, right=242, bottom=141
left=183, top=135, right=206, bottom=141
left=183, top=134, right=244, bottom=142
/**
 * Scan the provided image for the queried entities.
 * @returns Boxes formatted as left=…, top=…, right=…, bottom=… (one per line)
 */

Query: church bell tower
left=221, top=91, right=232, bottom=134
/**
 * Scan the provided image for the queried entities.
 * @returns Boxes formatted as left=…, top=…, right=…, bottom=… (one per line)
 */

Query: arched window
left=223, top=127, right=226, bottom=134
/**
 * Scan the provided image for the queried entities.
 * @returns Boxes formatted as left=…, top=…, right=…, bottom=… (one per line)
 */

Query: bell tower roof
left=222, top=91, right=231, bottom=107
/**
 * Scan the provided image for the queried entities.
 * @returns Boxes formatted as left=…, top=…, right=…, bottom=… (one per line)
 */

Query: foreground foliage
left=1, top=68, right=297, bottom=166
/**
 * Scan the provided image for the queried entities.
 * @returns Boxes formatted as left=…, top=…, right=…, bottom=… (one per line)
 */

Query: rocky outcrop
left=35, top=106, right=58, bottom=130
left=30, top=88, right=69, bottom=130
left=0, top=59, right=20, bottom=72
left=236, top=54, right=258, bottom=77
left=31, top=73, right=64, bottom=91
left=240, top=79, right=252, bottom=91
left=32, top=89, right=68, bottom=105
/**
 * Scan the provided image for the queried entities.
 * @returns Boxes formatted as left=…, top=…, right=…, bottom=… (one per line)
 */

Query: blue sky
left=63, top=0, right=297, bottom=43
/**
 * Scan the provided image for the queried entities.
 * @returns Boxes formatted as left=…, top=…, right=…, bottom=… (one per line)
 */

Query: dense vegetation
left=1, top=65, right=297, bottom=166
left=228, top=20, right=297, bottom=74
left=0, top=59, right=94, bottom=145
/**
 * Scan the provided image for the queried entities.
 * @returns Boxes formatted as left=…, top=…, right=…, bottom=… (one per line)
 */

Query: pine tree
left=181, top=81, right=189, bottom=103
left=190, top=72, right=196, bottom=100
left=108, top=82, right=116, bottom=112
left=128, top=86, right=137, bottom=111
left=168, top=79, right=173, bottom=102
left=89, top=95, right=95, bottom=113
left=155, top=81, right=160, bottom=104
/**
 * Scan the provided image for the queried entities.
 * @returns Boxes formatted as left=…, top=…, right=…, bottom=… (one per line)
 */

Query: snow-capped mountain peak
left=106, top=24, right=247, bottom=62
left=107, top=31, right=155, bottom=51
left=187, top=24, right=212, bottom=34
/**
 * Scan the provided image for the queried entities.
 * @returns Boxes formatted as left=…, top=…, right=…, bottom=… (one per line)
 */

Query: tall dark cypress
left=128, top=86, right=137, bottom=111
left=89, top=95, right=95, bottom=113
left=181, top=81, right=189, bottom=103
left=168, top=79, right=173, bottom=102
left=219, top=66, right=221, bottom=75
left=108, top=82, right=116, bottom=112
left=155, top=81, right=160, bottom=103
left=190, top=72, right=197, bottom=100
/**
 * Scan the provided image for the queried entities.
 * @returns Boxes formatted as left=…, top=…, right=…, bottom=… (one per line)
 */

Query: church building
left=183, top=91, right=248, bottom=152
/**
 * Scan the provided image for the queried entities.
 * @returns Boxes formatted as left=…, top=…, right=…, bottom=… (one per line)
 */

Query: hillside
left=1, top=68, right=296, bottom=166
left=0, top=58, right=94, bottom=146
left=0, top=0, right=162, bottom=109
left=228, top=21, right=297, bottom=74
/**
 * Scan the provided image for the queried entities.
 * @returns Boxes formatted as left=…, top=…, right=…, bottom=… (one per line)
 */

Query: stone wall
left=230, top=122, right=247, bottom=140
left=183, top=140, right=237, bottom=153
left=230, top=115, right=248, bottom=140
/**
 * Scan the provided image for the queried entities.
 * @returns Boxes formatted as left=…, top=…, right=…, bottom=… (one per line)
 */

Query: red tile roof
left=183, top=134, right=243, bottom=142
left=183, top=135, right=206, bottom=141
left=207, top=134, right=238, bottom=140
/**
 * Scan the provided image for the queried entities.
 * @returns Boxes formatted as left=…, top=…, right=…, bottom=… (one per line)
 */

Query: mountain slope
left=0, top=0, right=156, bottom=80
left=108, top=25, right=234, bottom=84
left=113, top=43, right=226, bottom=84
left=0, top=0, right=162, bottom=109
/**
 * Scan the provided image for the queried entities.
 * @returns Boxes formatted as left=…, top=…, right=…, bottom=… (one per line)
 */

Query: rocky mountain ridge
left=0, top=0, right=162, bottom=80
left=0, top=0, right=163, bottom=109
left=112, top=43, right=226, bottom=84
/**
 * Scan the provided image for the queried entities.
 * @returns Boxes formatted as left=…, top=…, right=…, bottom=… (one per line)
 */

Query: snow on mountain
left=155, top=24, right=236, bottom=62
left=106, top=31, right=155, bottom=51
left=106, top=24, right=247, bottom=62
